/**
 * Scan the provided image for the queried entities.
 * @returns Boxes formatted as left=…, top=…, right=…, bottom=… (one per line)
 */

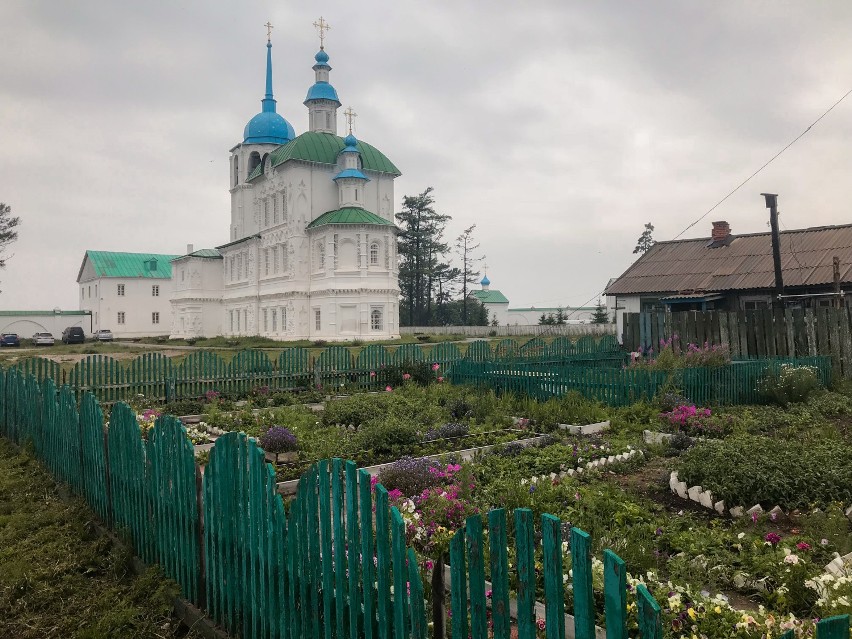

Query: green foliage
left=0, top=202, right=20, bottom=273
left=0, top=440, right=201, bottom=639
left=633, top=221, right=655, bottom=254
left=590, top=300, right=609, bottom=324
left=757, top=364, right=822, bottom=406
left=322, top=393, right=389, bottom=429
left=352, top=418, right=420, bottom=457
left=678, top=435, right=852, bottom=509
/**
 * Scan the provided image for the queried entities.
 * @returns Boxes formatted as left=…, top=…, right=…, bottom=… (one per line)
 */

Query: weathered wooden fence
left=447, top=356, right=832, bottom=407
left=623, top=308, right=852, bottom=377
left=0, top=367, right=849, bottom=638
left=2, top=336, right=625, bottom=405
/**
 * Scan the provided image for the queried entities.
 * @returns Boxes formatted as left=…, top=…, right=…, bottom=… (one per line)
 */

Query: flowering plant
left=659, top=404, right=727, bottom=437
left=259, top=426, right=298, bottom=454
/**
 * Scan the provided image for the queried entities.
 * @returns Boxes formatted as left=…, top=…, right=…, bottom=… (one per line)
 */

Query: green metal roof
left=306, top=207, right=396, bottom=230
left=248, top=132, right=401, bottom=181
left=81, top=251, right=180, bottom=280
left=173, top=248, right=222, bottom=260
left=471, top=289, right=510, bottom=304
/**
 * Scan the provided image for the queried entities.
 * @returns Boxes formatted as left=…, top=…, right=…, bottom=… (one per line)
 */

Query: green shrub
left=322, top=393, right=388, bottom=429
left=678, top=435, right=852, bottom=509
left=353, top=418, right=420, bottom=456
left=757, top=364, right=821, bottom=406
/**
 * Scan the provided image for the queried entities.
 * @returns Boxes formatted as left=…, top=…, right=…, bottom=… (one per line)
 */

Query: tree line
left=395, top=187, right=488, bottom=327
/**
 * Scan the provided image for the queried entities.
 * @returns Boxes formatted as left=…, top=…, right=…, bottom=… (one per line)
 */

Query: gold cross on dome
left=265, top=21, right=273, bottom=42
left=344, top=106, right=357, bottom=134
left=313, top=16, right=331, bottom=49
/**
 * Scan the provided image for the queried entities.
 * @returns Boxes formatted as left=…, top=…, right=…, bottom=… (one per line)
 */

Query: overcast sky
left=2, top=1, right=852, bottom=312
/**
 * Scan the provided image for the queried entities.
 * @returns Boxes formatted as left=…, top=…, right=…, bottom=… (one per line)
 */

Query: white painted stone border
left=559, top=420, right=609, bottom=435
left=521, top=448, right=644, bottom=485
left=669, top=470, right=852, bottom=525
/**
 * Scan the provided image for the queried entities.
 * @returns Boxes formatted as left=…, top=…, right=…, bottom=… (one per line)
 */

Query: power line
left=671, top=86, right=852, bottom=241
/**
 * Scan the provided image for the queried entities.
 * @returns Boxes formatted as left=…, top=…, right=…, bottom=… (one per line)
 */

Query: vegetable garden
left=1, top=340, right=851, bottom=638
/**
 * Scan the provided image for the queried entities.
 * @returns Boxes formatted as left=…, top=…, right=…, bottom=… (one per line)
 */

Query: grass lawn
left=0, top=439, right=202, bottom=639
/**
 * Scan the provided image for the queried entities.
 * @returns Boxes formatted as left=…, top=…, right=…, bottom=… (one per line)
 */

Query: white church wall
left=0, top=311, right=92, bottom=338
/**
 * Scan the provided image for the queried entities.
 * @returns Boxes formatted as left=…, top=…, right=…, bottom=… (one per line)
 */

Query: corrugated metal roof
left=606, top=223, right=852, bottom=295
left=306, top=207, right=395, bottom=229
left=471, top=289, right=510, bottom=304
left=79, top=251, right=180, bottom=281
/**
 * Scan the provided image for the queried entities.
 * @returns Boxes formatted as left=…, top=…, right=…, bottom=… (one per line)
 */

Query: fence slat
left=603, top=549, right=627, bottom=639
left=449, top=529, right=469, bottom=639
left=466, top=514, right=488, bottom=639
left=542, top=515, right=565, bottom=639
left=514, top=508, right=536, bottom=639
left=636, top=584, right=662, bottom=639
left=488, top=508, right=510, bottom=639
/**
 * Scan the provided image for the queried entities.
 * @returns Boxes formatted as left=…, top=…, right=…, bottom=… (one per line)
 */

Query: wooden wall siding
left=447, top=357, right=832, bottom=407
left=1, top=372, right=849, bottom=639
left=623, top=308, right=852, bottom=377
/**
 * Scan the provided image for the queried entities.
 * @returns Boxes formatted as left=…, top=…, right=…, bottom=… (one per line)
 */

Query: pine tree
left=455, top=224, right=483, bottom=325
left=0, top=202, right=21, bottom=293
left=633, top=222, right=656, bottom=254
left=591, top=299, right=609, bottom=324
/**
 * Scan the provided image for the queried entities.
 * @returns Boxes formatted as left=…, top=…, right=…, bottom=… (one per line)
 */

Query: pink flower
left=796, top=541, right=811, bottom=551
left=385, top=385, right=393, bottom=392
left=432, top=363, right=440, bottom=371
left=437, top=376, right=444, bottom=382
left=485, top=589, right=493, bottom=599
left=765, top=532, right=782, bottom=546
left=536, top=619, right=546, bottom=630
left=425, top=560, right=434, bottom=570
left=402, top=373, right=411, bottom=381
left=370, top=371, right=376, bottom=378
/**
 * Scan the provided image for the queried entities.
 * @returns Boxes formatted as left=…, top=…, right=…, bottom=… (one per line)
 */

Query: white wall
left=506, top=308, right=596, bottom=324
left=170, top=256, right=224, bottom=338
left=607, top=295, right=641, bottom=342
left=80, top=277, right=174, bottom=338
left=0, top=312, right=92, bottom=337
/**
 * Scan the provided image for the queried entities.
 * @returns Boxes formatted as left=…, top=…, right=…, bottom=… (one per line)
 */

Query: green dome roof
left=248, top=131, right=400, bottom=180
left=306, top=207, right=396, bottom=230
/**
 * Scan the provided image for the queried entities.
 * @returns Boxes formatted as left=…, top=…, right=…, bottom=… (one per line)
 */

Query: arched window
left=370, top=242, right=379, bottom=265
left=371, top=308, right=383, bottom=331
left=233, top=156, right=239, bottom=186
left=318, top=243, right=326, bottom=269
left=248, top=151, right=261, bottom=176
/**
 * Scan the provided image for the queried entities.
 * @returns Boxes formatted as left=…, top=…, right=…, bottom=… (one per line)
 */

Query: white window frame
left=117, top=284, right=124, bottom=296
left=272, top=308, right=277, bottom=331
left=371, top=308, right=383, bottom=331
left=152, top=285, right=159, bottom=297
left=152, top=312, right=160, bottom=324
left=370, top=242, right=379, bottom=265
left=314, top=309, right=321, bottom=331
left=117, top=311, right=125, bottom=325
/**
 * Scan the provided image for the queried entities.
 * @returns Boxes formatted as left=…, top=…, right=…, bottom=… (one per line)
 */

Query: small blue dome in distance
left=481, top=275, right=491, bottom=286
left=315, top=49, right=330, bottom=65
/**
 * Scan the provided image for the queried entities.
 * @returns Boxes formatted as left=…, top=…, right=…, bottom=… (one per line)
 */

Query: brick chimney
left=711, top=221, right=731, bottom=241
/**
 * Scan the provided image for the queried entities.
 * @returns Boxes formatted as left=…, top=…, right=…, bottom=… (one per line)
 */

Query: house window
left=237, top=255, right=243, bottom=279
left=318, top=243, right=326, bottom=270
left=281, top=307, right=287, bottom=330
left=152, top=285, right=159, bottom=297
left=281, top=190, right=288, bottom=221
left=95, top=284, right=97, bottom=297
left=273, top=196, right=278, bottom=224
left=355, top=188, right=359, bottom=201
left=370, top=242, right=379, bottom=265
left=88, top=285, right=91, bottom=298
left=282, top=243, right=288, bottom=271
left=181, top=269, right=185, bottom=282
left=117, top=312, right=125, bottom=325
left=371, top=308, right=383, bottom=331
left=817, top=298, right=833, bottom=308
left=263, top=309, right=268, bottom=332
left=236, top=311, right=241, bottom=332
left=314, top=309, right=321, bottom=331
left=229, top=257, right=235, bottom=281
left=263, top=198, right=269, bottom=227
left=152, top=312, right=160, bottom=324
left=741, top=297, right=770, bottom=311
left=117, top=284, right=124, bottom=296
left=94, top=312, right=98, bottom=324
left=272, top=308, right=277, bottom=331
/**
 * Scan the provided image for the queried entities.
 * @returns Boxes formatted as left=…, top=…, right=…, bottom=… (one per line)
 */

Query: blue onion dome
left=343, top=133, right=358, bottom=149
left=481, top=275, right=491, bottom=286
left=244, top=111, right=295, bottom=144
left=314, top=49, right=330, bottom=65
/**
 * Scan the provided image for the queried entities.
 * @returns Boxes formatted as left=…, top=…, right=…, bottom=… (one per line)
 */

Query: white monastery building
left=170, top=24, right=402, bottom=341
left=77, top=251, right=178, bottom=338
left=469, top=274, right=596, bottom=325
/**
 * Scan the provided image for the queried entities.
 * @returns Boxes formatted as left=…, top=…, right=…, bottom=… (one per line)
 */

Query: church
left=170, top=21, right=402, bottom=341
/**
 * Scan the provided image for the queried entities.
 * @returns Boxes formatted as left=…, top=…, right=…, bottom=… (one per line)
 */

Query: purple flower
left=259, top=426, right=298, bottom=454
left=765, top=532, right=782, bottom=546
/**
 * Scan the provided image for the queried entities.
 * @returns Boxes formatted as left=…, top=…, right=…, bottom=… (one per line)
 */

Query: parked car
left=0, top=333, right=20, bottom=347
left=61, top=326, right=86, bottom=344
left=94, top=329, right=114, bottom=342
left=31, top=332, right=55, bottom=346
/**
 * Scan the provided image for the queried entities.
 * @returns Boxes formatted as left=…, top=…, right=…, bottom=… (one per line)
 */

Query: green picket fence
left=2, top=337, right=625, bottom=405
left=446, top=356, right=832, bottom=406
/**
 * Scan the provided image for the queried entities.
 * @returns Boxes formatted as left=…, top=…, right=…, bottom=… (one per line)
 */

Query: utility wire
left=671, top=87, right=852, bottom=241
